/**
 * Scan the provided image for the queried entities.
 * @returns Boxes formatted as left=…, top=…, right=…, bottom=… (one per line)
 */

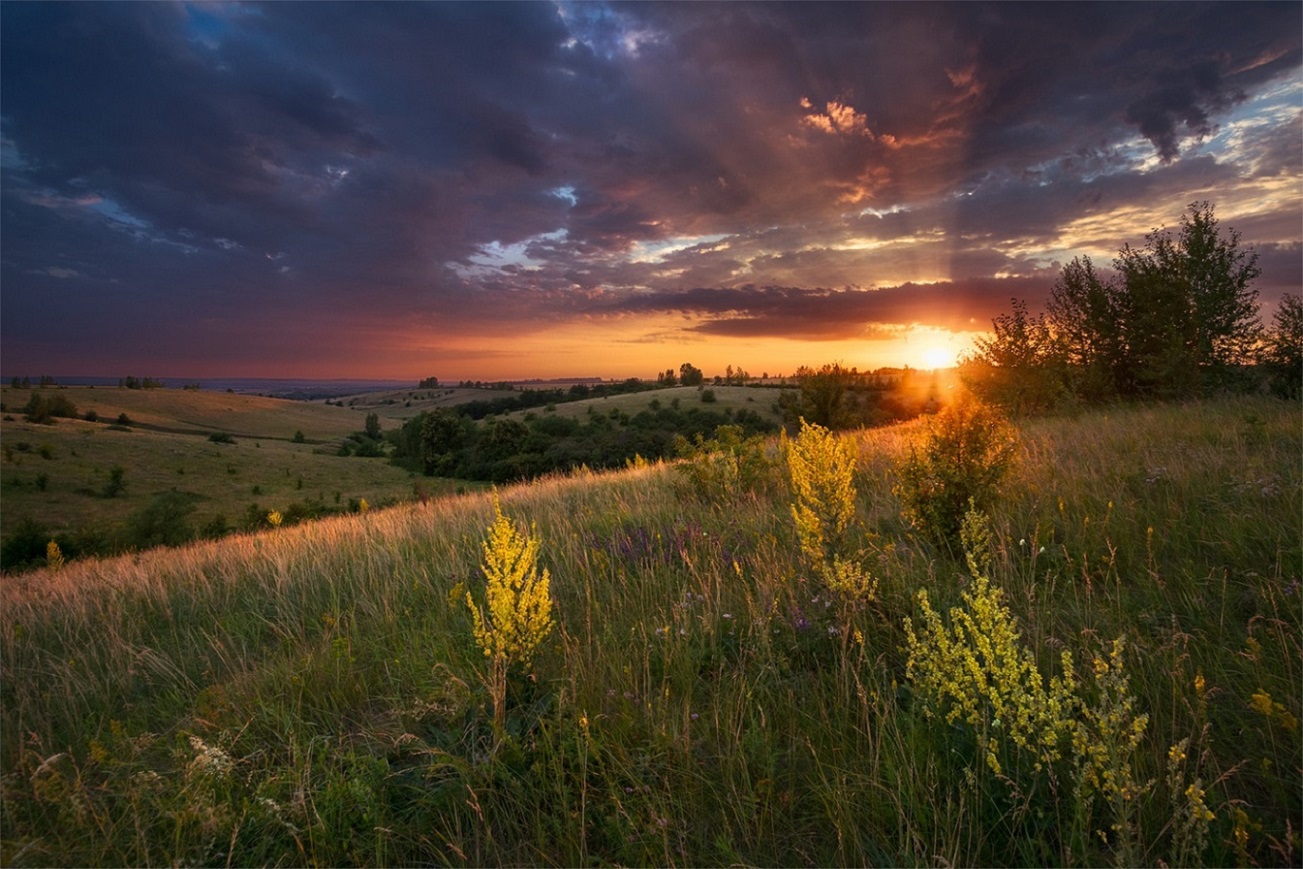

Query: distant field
left=0, top=386, right=449, bottom=542
left=504, top=384, right=793, bottom=423
left=322, top=386, right=519, bottom=419
left=1, top=385, right=402, bottom=439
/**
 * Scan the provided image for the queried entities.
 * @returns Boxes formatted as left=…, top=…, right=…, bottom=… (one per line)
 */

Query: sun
left=921, top=345, right=958, bottom=370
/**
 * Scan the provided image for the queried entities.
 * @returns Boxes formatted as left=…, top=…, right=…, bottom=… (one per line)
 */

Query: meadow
left=0, top=395, right=1298, bottom=866
left=0, top=386, right=432, bottom=555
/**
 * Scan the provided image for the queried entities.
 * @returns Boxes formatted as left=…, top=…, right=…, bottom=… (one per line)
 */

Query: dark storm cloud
left=1, top=1, right=1298, bottom=376
left=581, top=278, right=1045, bottom=339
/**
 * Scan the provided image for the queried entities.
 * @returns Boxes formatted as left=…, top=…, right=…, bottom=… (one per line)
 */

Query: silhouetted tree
left=1260, top=293, right=1302, bottom=399
left=782, top=363, right=858, bottom=429
left=1115, top=201, right=1260, bottom=395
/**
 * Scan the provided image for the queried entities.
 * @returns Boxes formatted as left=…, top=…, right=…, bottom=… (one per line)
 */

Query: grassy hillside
left=503, top=384, right=791, bottom=424
left=322, top=386, right=518, bottom=420
left=0, top=386, right=440, bottom=547
left=1, top=385, right=403, bottom=438
left=0, top=397, right=1298, bottom=867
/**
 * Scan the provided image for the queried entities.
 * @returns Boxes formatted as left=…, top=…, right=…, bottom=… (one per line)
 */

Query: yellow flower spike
left=465, top=496, right=556, bottom=730
left=45, top=539, right=64, bottom=571
left=1250, top=691, right=1274, bottom=717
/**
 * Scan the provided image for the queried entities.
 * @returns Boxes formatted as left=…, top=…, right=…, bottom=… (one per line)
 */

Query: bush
left=122, top=491, right=196, bottom=550
left=895, top=393, right=1018, bottom=549
left=208, top=432, right=236, bottom=444
left=22, top=393, right=78, bottom=424
left=102, top=466, right=127, bottom=499
left=1, top=517, right=51, bottom=572
left=674, top=425, right=778, bottom=502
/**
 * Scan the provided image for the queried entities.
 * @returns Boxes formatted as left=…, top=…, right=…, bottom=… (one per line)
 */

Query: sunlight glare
left=922, top=345, right=957, bottom=370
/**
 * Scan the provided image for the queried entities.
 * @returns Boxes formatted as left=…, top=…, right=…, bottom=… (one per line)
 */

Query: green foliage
left=122, top=491, right=197, bottom=550
left=1, top=516, right=52, bottom=571
left=22, top=392, right=78, bottom=424
left=102, top=465, right=127, bottom=498
left=675, top=424, right=778, bottom=502
left=904, top=538, right=1080, bottom=778
left=970, top=202, right=1265, bottom=407
left=785, top=420, right=855, bottom=566
left=964, top=298, right=1065, bottom=413
left=780, top=362, right=858, bottom=429
left=895, top=394, right=1018, bottom=548
left=207, top=432, right=236, bottom=444
left=1260, top=292, right=1302, bottom=399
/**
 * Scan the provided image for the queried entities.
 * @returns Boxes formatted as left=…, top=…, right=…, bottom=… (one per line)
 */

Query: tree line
left=963, top=202, right=1301, bottom=412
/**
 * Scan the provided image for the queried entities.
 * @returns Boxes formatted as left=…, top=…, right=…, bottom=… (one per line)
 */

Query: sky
left=2, top=2, right=1300, bottom=382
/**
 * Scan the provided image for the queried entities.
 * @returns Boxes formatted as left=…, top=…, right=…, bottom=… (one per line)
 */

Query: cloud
left=0, top=2, right=1297, bottom=377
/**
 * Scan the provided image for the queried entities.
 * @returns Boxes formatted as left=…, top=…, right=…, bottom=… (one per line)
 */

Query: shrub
left=208, top=432, right=236, bottom=444
left=675, top=424, right=777, bottom=502
left=102, top=466, right=127, bottom=499
left=895, top=393, right=1018, bottom=548
left=1, top=517, right=51, bottom=571
left=122, top=491, right=195, bottom=549
left=22, top=393, right=78, bottom=424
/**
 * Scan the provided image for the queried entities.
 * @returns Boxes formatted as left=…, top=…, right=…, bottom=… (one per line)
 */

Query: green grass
left=0, top=396, right=1298, bottom=866
left=0, top=387, right=436, bottom=541
left=503, top=384, right=792, bottom=424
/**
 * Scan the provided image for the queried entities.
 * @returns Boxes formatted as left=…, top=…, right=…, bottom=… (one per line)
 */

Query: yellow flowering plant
left=784, top=419, right=876, bottom=602
left=1071, top=637, right=1150, bottom=867
left=45, top=539, right=64, bottom=571
left=466, top=496, right=556, bottom=730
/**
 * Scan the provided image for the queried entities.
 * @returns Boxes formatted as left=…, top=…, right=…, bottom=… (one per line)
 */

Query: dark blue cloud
left=1, top=1, right=1297, bottom=376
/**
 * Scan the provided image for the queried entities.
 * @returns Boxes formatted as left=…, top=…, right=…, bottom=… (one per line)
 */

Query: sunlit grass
left=0, top=396, right=1298, bottom=866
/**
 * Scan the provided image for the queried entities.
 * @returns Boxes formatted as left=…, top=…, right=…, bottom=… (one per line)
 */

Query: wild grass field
left=322, top=386, right=519, bottom=420
left=0, top=386, right=432, bottom=547
left=0, top=396, right=1298, bottom=867
left=502, top=384, right=790, bottom=425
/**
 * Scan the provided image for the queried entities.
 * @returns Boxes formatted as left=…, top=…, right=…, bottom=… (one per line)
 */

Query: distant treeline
left=362, top=366, right=943, bottom=483
left=388, top=398, right=778, bottom=483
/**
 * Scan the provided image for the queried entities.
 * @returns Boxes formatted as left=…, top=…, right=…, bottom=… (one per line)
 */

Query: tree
left=1114, top=201, right=1261, bottom=395
left=782, top=363, right=858, bottom=430
left=1046, top=257, right=1125, bottom=400
left=964, top=298, right=1063, bottom=415
left=364, top=412, right=381, bottom=439
left=975, top=202, right=1264, bottom=409
left=1260, top=293, right=1302, bottom=399
left=678, top=362, right=704, bottom=386
left=419, top=410, right=471, bottom=475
